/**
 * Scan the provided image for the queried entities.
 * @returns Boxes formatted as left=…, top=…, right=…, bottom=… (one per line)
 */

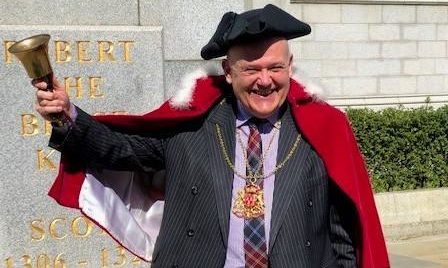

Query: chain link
left=215, top=123, right=301, bottom=181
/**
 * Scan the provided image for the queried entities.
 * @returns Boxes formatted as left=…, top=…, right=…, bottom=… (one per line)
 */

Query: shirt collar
left=236, top=101, right=281, bottom=129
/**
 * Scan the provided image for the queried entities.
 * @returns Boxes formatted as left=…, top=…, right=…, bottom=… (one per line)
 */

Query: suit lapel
left=268, top=106, right=311, bottom=252
left=205, top=97, right=236, bottom=248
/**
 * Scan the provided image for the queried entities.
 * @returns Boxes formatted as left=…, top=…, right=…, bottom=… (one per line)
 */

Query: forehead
left=227, top=37, right=290, bottom=63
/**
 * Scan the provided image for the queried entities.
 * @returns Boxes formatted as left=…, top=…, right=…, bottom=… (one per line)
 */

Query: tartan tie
left=244, top=119, right=268, bottom=268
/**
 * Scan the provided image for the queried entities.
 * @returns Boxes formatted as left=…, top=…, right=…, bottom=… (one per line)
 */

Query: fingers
left=35, top=85, right=66, bottom=120
left=35, top=76, right=68, bottom=102
left=32, top=79, right=48, bottom=91
left=36, top=89, right=66, bottom=107
left=37, top=98, right=65, bottom=108
left=36, top=89, right=55, bottom=102
left=32, top=76, right=64, bottom=92
left=33, top=75, right=71, bottom=121
left=35, top=103, right=63, bottom=116
left=35, top=101, right=64, bottom=121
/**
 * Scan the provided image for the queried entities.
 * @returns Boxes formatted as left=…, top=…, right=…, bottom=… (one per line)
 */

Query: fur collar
left=169, top=64, right=326, bottom=109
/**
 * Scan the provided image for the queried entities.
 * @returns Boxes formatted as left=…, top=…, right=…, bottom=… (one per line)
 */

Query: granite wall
left=254, top=0, right=448, bottom=108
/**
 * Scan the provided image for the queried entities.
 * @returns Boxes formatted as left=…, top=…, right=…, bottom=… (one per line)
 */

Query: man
left=34, top=4, right=389, bottom=268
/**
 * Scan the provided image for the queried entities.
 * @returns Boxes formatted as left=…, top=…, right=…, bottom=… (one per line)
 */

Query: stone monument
left=0, top=0, right=244, bottom=266
left=0, top=25, right=164, bottom=267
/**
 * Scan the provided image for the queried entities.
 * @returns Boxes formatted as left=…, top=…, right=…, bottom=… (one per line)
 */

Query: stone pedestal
left=0, top=25, right=163, bottom=267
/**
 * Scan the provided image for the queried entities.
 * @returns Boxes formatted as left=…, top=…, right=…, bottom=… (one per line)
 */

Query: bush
left=347, top=105, right=448, bottom=193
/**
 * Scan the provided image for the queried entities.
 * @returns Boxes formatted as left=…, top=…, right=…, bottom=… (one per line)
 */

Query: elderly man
left=34, top=4, right=389, bottom=268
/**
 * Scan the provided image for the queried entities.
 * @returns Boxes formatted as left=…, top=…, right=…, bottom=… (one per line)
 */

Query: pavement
left=388, top=234, right=448, bottom=267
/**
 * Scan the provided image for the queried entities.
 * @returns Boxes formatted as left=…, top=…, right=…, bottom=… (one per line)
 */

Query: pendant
left=232, top=184, right=265, bottom=219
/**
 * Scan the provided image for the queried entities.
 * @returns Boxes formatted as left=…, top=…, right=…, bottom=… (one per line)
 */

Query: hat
left=200, top=4, right=311, bottom=60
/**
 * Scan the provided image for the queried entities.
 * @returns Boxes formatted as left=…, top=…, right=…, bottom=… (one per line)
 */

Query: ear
left=222, top=59, right=232, bottom=84
left=288, top=54, right=293, bottom=78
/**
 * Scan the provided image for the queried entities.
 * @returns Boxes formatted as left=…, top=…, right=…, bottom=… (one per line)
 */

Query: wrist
left=67, top=103, right=77, bottom=121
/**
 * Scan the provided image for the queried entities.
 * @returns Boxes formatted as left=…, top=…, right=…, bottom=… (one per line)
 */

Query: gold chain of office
left=215, top=123, right=301, bottom=182
left=235, top=121, right=279, bottom=180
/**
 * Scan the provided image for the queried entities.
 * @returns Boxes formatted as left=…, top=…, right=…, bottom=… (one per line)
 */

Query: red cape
left=49, top=75, right=389, bottom=268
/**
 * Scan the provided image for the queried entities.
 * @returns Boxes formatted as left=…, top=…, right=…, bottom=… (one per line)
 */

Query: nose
left=257, top=69, right=273, bottom=88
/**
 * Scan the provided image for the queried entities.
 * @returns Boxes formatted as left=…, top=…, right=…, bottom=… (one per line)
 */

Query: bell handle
left=33, top=73, right=72, bottom=126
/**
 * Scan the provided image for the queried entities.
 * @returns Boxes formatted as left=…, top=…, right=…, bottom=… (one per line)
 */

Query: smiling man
left=222, top=37, right=292, bottom=119
left=34, top=4, right=389, bottom=268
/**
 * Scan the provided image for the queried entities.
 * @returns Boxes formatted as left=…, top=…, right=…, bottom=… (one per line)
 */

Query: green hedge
left=347, top=105, right=448, bottom=193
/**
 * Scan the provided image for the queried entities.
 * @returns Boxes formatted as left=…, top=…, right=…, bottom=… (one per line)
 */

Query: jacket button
left=171, top=264, right=178, bottom=268
left=187, top=229, right=195, bottom=237
left=305, top=240, right=311, bottom=247
left=191, top=185, right=198, bottom=195
left=308, top=199, right=313, bottom=207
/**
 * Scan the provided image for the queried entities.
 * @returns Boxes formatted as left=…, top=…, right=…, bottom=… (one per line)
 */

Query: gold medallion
left=232, top=184, right=265, bottom=219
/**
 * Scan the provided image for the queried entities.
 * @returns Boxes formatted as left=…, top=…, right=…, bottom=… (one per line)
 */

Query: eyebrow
left=239, top=61, right=288, bottom=69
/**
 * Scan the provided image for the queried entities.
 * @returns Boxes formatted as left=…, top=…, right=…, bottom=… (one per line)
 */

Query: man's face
left=223, top=37, right=293, bottom=119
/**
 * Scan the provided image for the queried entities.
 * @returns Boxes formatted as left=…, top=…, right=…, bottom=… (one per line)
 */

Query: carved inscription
left=4, top=40, right=134, bottom=64
left=3, top=216, right=145, bottom=267
left=3, top=38, right=134, bottom=171
left=2, top=37, right=140, bottom=264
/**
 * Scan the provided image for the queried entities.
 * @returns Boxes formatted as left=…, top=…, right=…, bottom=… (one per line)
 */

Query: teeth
left=258, top=90, right=272, bottom=96
left=250, top=89, right=275, bottom=96
left=253, top=90, right=273, bottom=95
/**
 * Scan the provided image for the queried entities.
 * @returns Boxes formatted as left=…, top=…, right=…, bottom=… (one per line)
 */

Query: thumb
left=52, top=76, right=64, bottom=92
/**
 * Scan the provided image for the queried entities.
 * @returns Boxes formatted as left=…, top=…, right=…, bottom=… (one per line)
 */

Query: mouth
left=250, top=88, right=276, bottom=97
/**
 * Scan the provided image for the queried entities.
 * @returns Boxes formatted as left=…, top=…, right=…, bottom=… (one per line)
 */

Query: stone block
left=319, top=78, right=343, bottom=96
left=321, top=60, right=357, bottom=77
left=357, top=59, right=401, bottom=76
left=294, top=60, right=322, bottom=78
left=403, top=59, right=436, bottom=75
left=383, top=5, right=416, bottom=23
left=417, top=6, right=448, bottom=23
left=347, top=42, right=380, bottom=59
left=330, top=91, right=448, bottom=109
left=341, top=4, right=382, bottom=23
left=303, top=4, right=341, bottom=23
left=382, top=42, right=417, bottom=59
left=0, top=0, right=139, bottom=25
left=343, top=77, right=378, bottom=95
left=383, top=222, right=436, bottom=240
left=379, top=76, right=417, bottom=94
left=314, top=24, right=368, bottom=42
left=0, top=25, right=164, bottom=266
left=140, top=0, right=244, bottom=60
left=436, top=59, right=448, bottom=74
left=417, top=75, right=446, bottom=93
left=403, top=25, right=437, bottom=41
left=301, top=42, right=348, bottom=60
left=375, top=188, right=448, bottom=240
left=418, top=41, right=447, bottom=58
left=138, top=0, right=162, bottom=26
left=438, top=25, right=448, bottom=41
left=369, top=25, right=400, bottom=41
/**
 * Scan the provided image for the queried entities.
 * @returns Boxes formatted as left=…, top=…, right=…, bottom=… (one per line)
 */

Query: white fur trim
left=292, top=66, right=327, bottom=101
left=168, top=64, right=327, bottom=109
left=169, top=64, right=221, bottom=109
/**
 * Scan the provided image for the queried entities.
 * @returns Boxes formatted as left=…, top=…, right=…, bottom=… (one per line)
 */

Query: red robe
left=49, top=75, right=390, bottom=268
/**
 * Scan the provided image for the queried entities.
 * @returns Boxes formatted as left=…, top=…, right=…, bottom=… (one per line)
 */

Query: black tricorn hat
left=201, top=4, right=311, bottom=60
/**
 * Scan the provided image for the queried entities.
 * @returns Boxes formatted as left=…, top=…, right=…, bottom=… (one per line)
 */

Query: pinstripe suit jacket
left=50, top=95, right=357, bottom=268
